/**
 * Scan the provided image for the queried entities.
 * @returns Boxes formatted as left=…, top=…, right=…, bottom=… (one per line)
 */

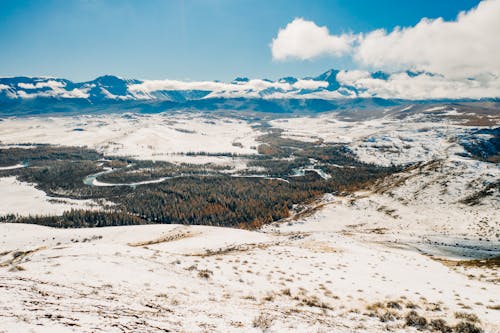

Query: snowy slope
left=0, top=107, right=498, bottom=332
left=0, top=113, right=261, bottom=164
left=0, top=219, right=498, bottom=332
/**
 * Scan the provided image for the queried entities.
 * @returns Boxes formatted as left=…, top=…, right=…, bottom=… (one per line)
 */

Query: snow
left=84, top=170, right=173, bottom=187
left=0, top=151, right=498, bottom=331
left=424, top=106, right=448, bottom=112
left=270, top=116, right=361, bottom=144
left=0, top=163, right=26, bottom=170
left=269, top=112, right=489, bottom=167
left=399, top=105, right=414, bottom=112
left=0, top=113, right=262, bottom=166
left=0, top=108, right=498, bottom=332
left=1, top=216, right=498, bottom=332
left=0, top=177, right=105, bottom=217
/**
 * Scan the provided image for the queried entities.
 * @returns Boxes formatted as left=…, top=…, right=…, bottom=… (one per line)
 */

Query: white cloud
left=14, top=80, right=89, bottom=99
left=16, top=88, right=89, bottom=99
left=128, top=79, right=294, bottom=99
left=270, top=18, right=354, bottom=60
left=292, top=79, right=329, bottom=90
left=99, top=87, right=132, bottom=100
left=271, top=0, right=500, bottom=79
left=128, top=71, right=500, bottom=100
left=336, top=70, right=371, bottom=83
left=18, top=81, right=66, bottom=90
left=355, top=0, right=500, bottom=78
left=336, top=70, right=500, bottom=100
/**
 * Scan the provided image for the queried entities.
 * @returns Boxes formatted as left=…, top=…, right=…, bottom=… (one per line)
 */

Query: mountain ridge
left=1, top=69, right=499, bottom=116
left=2, top=69, right=496, bottom=102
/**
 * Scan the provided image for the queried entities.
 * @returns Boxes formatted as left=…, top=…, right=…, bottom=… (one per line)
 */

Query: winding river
left=290, top=167, right=331, bottom=180
left=83, top=166, right=293, bottom=187
left=0, top=161, right=29, bottom=171
left=83, top=157, right=334, bottom=188
left=83, top=167, right=174, bottom=187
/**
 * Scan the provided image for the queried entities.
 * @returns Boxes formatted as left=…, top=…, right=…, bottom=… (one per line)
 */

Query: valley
left=0, top=103, right=498, bottom=332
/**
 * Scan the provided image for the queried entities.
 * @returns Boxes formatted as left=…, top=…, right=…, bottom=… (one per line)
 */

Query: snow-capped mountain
left=1, top=69, right=498, bottom=104
left=0, top=75, right=141, bottom=101
left=1, top=69, right=499, bottom=117
left=0, top=70, right=349, bottom=102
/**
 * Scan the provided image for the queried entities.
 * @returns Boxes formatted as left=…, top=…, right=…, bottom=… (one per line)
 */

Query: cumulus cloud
left=355, top=0, right=500, bottom=78
left=270, top=18, right=354, bottom=60
left=271, top=0, right=500, bottom=79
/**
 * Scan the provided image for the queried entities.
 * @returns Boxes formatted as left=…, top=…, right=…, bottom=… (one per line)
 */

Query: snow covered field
left=0, top=108, right=498, bottom=332
left=0, top=218, right=498, bottom=332
left=0, top=113, right=261, bottom=164
left=270, top=111, right=481, bottom=166
left=0, top=177, right=106, bottom=217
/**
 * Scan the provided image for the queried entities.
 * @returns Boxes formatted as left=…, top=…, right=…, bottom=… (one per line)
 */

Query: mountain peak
left=316, top=69, right=340, bottom=81
left=90, top=75, right=126, bottom=85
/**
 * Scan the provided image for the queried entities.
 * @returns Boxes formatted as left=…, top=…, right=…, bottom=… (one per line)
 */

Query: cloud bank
left=128, top=78, right=326, bottom=99
left=271, top=0, right=500, bottom=79
left=336, top=70, right=500, bottom=100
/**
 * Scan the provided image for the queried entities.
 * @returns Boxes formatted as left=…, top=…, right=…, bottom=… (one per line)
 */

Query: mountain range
left=0, top=69, right=372, bottom=101
left=0, top=69, right=498, bottom=116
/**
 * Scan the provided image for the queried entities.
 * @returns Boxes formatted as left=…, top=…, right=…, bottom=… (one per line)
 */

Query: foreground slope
left=0, top=217, right=498, bottom=332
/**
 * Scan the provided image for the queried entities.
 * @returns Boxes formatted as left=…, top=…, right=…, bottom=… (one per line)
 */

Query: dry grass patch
left=128, top=227, right=196, bottom=247
left=297, top=239, right=342, bottom=253
left=252, top=312, right=273, bottom=331
left=0, top=246, right=46, bottom=269
left=197, top=269, right=213, bottom=279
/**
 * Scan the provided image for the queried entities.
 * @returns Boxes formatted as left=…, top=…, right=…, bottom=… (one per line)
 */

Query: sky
left=0, top=0, right=486, bottom=82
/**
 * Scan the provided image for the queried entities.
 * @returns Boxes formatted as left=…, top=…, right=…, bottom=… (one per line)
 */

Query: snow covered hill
left=0, top=105, right=498, bottom=332
left=0, top=214, right=498, bottom=332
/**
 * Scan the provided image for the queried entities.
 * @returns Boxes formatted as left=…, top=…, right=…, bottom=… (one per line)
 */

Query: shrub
left=429, top=319, right=452, bottom=333
left=453, top=321, right=483, bottom=333
left=378, top=311, right=397, bottom=322
left=405, top=310, right=427, bottom=329
left=454, top=312, right=480, bottom=323
left=252, top=313, right=273, bottom=330
left=386, top=300, right=402, bottom=310
left=281, top=288, right=291, bottom=296
left=197, top=269, right=213, bottom=279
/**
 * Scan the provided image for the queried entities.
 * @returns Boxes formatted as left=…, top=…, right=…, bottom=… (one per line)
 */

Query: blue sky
left=0, top=0, right=482, bottom=81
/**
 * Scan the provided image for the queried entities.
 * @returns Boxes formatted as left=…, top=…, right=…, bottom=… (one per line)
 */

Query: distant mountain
left=313, top=69, right=341, bottom=91
left=0, top=69, right=382, bottom=103
left=0, top=70, right=498, bottom=116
